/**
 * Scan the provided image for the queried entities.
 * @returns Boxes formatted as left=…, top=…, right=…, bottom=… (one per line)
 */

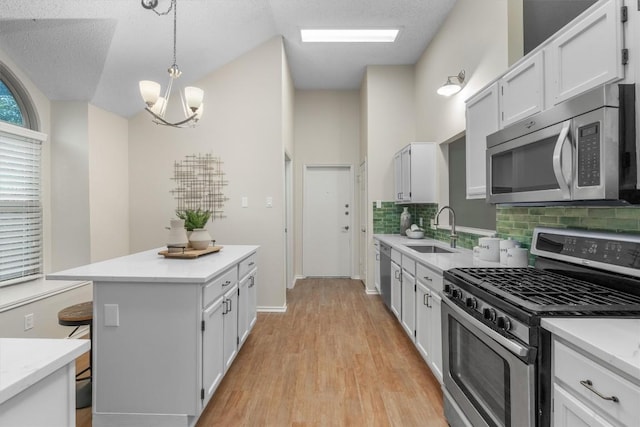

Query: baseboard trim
left=257, top=305, right=287, bottom=313
left=365, top=288, right=380, bottom=295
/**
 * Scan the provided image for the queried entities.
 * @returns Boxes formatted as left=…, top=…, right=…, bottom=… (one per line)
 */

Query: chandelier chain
left=172, top=0, right=178, bottom=69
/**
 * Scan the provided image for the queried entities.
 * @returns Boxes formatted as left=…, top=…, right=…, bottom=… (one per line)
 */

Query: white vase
left=400, top=207, right=411, bottom=236
left=167, top=219, right=188, bottom=247
left=189, top=228, right=212, bottom=250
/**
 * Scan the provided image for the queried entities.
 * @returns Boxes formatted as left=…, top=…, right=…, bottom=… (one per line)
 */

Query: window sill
left=0, top=278, right=90, bottom=313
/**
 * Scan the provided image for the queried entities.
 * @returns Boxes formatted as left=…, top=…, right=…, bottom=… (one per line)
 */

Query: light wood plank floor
left=77, top=278, right=447, bottom=426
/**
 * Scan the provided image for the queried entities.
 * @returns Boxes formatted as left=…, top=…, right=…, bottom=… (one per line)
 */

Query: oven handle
left=552, top=120, right=572, bottom=200
left=444, top=297, right=531, bottom=358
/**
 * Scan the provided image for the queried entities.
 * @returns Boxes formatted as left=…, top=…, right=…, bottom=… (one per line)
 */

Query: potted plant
left=176, top=209, right=212, bottom=249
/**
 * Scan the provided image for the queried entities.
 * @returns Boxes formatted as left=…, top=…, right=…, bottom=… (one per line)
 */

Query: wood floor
left=76, top=278, right=447, bottom=426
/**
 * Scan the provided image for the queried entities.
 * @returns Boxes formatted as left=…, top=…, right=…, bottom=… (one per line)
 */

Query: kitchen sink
left=405, top=245, right=455, bottom=254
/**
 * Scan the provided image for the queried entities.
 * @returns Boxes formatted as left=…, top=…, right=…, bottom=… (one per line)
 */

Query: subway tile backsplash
left=373, top=202, right=640, bottom=254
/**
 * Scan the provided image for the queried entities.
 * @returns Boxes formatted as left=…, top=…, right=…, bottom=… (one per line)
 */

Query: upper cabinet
left=394, top=143, right=437, bottom=204
left=500, top=51, right=545, bottom=127
left=464, top=0, right=627, bottom=200
left=548, top=0, right=625, bottom=105
left=465, top=83, right=499, bottom=199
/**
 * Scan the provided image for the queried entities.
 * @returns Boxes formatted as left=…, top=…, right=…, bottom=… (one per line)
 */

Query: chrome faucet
left=434, top=206, right=458, bottom=248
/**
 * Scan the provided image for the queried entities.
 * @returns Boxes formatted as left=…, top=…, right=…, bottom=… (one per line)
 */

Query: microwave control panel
left=577, top=122, right=601, bottom=187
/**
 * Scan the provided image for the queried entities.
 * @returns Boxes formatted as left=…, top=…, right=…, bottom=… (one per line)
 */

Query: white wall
left=50, top=102, right=91, bottom=271
left=293, top=90, right=361, bottom=278
left=88, top=105, right=130, bottom=262
left=361, top=65, right=416, bottom=291
left=128, top=36, right=288, bottom=310
left=414, top=0, right=510, bottom=144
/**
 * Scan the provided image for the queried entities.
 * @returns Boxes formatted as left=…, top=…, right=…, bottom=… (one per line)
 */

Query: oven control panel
left=534, top=228, right=640, bottom=270
left=443, top=282, right=530, bottom=345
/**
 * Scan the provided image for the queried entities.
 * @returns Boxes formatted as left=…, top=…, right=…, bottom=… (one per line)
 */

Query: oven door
left=487, top=119, right=573, bottom=204
left=442, top=298, right=535, bottom=427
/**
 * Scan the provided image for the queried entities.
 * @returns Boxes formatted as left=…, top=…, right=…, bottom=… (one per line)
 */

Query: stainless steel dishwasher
left=379, top=243, right=392, bottom=309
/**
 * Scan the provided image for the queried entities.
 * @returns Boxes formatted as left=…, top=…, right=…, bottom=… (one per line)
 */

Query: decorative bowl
left=406, top=230, right=425, bottom=239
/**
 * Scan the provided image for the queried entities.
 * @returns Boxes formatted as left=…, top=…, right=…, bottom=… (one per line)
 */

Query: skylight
left=300, top=29, right=399, bottom=43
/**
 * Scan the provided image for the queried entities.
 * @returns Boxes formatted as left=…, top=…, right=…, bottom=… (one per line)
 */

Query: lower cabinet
left=238, top=267, right=257, bottom=346
left=551, top=338, right=640, bottom=427
left=391, top=260, right=402, bottom=319
left=202, top=296, right=225, bottom=406
left=222, top=284, right=239, bottom=372
left=415, top=262, right=443, bottom=383
left=401, top=255, right=416, bottom=341
left=374, top=243, right=381, bottom=294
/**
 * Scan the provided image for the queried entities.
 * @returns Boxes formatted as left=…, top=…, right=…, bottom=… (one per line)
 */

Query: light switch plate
left=104, top=304, right=119, bottom=327
left=266, top=197, right=273, bottom=208
left=376, top=200, right=382, bottom=209
left=241, top=197, right=248, bottom=208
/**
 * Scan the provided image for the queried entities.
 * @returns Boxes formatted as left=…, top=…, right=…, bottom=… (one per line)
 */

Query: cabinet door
left=415, top=282, right=431, bottom=364
left=394, top=152, right=403, bottom=202
left=401, top=270, right=416, bottom=341
left=401, top=147, right=412, bottom=202
left=247, top=269, right=257, bottom=331
left=223, top=285, right=239, bottom=372
left=238, top=274, right=250, bottom=346
left=465, top=83, right=499, bottom=199
left=549, top=0, right=624, bottom=105
left=500, top=51, right=544, bottom=127
left=429, top=291, right=443, bottom=383
left=374, top=249, right=381, bottom=293
left=202, top=296, right=224, bottom=407
left=553, top=384, right=614, bottom=427
left=391, top=261, right=402, bottom=319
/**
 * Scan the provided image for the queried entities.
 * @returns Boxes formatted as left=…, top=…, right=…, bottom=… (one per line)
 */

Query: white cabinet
left=401, top=255, right=416, bottom=341
left=499, top=51, right=545, bottom=127
left=551, top=339, right=640, bottom=427
left=391, top=257, right=402, bottom=320
left=394, top=143, right=437, bottom=204
left=202, top=296, right=224, bottom=406
left=222, top=284, right=239, bottom=372
left=548, top=0, right=624, bottom=105
left=415, top=262, right=443, bottom=383
left=238, top=252, right=258, bottom=347
left=374, top=242, right=381, bottom=294
left=465, top=83, right=499, bottom=199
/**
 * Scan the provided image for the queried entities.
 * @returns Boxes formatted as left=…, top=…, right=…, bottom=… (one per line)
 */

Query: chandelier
left=139, top=0, right=204, bottom=128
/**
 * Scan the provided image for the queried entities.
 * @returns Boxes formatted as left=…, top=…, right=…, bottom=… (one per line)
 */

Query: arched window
left=0, top=63, right=39, bottom=130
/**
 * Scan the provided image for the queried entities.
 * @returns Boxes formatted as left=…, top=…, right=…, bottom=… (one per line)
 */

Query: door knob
left=344, top=226, right=349, bottom=231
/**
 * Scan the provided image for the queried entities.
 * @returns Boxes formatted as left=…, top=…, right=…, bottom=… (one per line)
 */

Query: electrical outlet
left=24, top=313, right=34, bottom=331
left=430, top=219, right=436, bottom=230
left=419, top=217, right=423, bottom=227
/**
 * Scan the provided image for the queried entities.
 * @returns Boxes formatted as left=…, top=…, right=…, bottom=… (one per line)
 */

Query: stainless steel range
left=441, top=227, right=640, bottom=427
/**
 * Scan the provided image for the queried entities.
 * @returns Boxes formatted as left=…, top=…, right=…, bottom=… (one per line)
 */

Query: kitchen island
left=47, top=245, right=259, bottom=427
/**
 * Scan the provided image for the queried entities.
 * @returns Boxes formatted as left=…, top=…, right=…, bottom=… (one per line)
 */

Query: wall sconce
left=436, top=70, right=466, bottom=97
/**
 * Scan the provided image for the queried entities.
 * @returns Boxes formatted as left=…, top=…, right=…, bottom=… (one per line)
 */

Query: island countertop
left=0, top=338, right=90, bottom=405
left=46, top=245, right=259, bottom=284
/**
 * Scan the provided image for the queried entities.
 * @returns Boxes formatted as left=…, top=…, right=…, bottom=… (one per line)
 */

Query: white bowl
left=406, top=230, right=425, bottom=239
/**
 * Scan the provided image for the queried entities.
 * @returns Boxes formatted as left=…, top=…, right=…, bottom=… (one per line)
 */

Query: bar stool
left=58, top=301, right=93, bottom=409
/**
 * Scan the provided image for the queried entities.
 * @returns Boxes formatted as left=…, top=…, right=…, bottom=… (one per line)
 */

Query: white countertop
left=46, top=245, right=259, bottom=284
left=0, top=338, right=90, bottom=404
left=374, top=234, right=503, bottom=273
left=542, top=318, right=640, bottom=381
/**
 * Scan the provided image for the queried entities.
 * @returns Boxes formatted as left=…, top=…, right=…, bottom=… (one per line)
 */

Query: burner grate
left=452, top=268, right=640, bottom=313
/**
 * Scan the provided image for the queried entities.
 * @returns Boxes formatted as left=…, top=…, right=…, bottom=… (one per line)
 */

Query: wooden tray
left=158, top=246, right=223, bottom=259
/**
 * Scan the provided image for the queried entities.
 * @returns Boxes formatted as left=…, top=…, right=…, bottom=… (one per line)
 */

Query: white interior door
left=303, top=165, right=352, bottom=277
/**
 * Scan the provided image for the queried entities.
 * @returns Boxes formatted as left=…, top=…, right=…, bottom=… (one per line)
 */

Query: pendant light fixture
left=139, top=0, right=204, bottom=128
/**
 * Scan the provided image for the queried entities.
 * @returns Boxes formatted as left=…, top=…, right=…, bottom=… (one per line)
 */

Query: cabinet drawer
left=391, top=248, right=401, bottom=265
left=401, top=255, right=415, bottom=276
left=554, top=340, right=640, bottom=426
left=238, top=252, right=257, bottom=279
left=416, top=263, right=443, bottom=292
left=203, top=267, right=238, bottom=308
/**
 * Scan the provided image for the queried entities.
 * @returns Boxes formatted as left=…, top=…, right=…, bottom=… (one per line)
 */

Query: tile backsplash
left=373, top=202, right=640, bottom=256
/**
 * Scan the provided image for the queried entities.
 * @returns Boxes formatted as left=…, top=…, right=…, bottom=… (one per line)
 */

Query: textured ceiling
left=0, top=0, right=456, bottom=118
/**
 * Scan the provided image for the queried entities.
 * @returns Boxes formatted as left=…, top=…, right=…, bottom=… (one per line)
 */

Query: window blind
left=0, top=129, right=42, bottom=286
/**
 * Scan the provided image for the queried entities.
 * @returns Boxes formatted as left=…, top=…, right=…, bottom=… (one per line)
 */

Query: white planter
left=189, top=228, right=211, bottom=250
left=167, top=219, right=188, bottom=247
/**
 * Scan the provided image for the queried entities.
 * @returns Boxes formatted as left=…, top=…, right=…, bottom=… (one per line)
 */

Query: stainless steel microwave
left=486, top=85, right=637, bottom=204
